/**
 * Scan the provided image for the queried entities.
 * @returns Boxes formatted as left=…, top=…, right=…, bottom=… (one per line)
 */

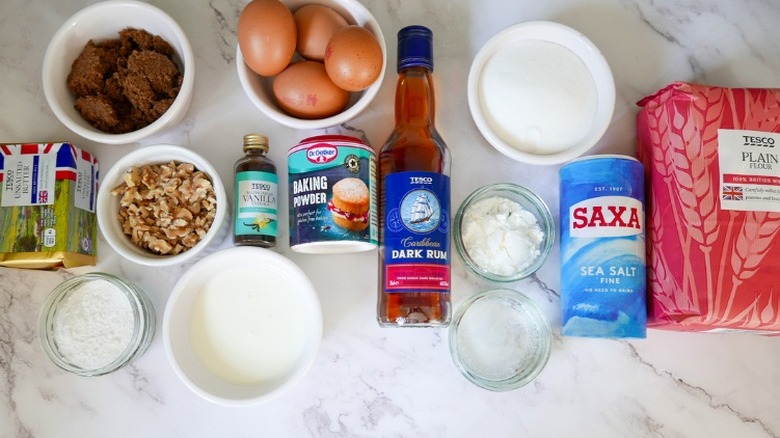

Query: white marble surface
left=2, top=0, right=780, bottom=437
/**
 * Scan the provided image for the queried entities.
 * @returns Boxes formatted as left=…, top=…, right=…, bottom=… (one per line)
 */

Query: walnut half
left=110, top=160, right=217, bottom=255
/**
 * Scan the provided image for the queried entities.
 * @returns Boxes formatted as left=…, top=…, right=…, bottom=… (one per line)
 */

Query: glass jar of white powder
left=39, top=273, right=155, bottom=376
left=454, top=183, right=554, bottom=282
left=449, top=288, right=552, bottom=391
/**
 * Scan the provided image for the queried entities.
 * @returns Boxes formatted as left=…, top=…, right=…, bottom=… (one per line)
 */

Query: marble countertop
left=2, top=0, right=780, bottom=437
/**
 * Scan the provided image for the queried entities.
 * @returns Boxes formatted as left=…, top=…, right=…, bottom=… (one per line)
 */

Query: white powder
left=479, top=39, right=598, bottom=154
left=52, top=279, right=135, bottom=370
left=455, top=297, right=537, bottom=380
left=461, top=196, right=543, bottom=276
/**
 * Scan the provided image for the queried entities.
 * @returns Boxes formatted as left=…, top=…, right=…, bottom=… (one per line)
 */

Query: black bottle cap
left=397, top=25, right=433, bottom=72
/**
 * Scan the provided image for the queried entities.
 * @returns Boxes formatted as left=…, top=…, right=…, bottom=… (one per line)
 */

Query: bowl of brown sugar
left=42, top=0, right=194, bottom=145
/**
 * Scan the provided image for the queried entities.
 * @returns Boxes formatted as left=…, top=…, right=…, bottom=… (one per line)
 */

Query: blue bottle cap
left=397, top=25, right=433, bottom=72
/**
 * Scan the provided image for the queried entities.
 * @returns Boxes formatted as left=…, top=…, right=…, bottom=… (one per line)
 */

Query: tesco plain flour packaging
left=637, top=82, right=780, bottom=334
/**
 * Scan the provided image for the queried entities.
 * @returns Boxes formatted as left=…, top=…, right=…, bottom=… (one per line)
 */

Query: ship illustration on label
left=400, top=189, right=440, bottom=233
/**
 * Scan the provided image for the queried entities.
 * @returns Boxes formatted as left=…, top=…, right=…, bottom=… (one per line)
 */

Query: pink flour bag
left=637, top=82, right=780, bottom=333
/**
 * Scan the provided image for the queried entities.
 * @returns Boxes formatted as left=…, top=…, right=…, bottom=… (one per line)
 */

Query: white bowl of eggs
left=236, top=0, right=386, bottom=130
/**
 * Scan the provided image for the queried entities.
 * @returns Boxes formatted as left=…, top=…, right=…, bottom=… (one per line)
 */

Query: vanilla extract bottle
left=234, top=134, right=278, bottom=247
left=377, top=25, right=451, bottom=327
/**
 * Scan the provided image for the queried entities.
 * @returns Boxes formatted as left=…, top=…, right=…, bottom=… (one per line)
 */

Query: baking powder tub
left=288, top=135, right=377, bottom=253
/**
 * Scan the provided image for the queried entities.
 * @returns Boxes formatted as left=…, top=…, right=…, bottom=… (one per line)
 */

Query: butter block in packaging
left=0, top=142, right=98, bottom=269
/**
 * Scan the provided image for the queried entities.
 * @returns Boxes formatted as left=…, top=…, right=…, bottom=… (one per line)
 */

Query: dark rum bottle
left=378, top=25, right=451, bottom=327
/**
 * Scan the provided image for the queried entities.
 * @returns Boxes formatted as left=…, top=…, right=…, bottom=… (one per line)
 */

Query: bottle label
left=383, top=171, right=450, bottom=293
left=235, top=171, right=278, bottom=237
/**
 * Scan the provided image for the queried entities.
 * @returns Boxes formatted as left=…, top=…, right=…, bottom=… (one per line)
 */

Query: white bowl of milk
left=163, top=246, right=322, bottom=406
left=467, top=21, right=615, bottom=165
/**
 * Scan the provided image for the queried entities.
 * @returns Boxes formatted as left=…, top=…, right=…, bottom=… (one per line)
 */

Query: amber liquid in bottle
left=378, top=26, right=451, bottom=327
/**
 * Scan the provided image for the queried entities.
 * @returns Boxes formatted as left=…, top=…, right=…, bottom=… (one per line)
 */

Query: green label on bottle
left=235, top=171, right=278, bottom=237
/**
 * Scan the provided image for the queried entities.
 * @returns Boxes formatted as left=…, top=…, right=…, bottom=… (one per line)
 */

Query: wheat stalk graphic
left=640, top=85, right=701, bottom=313
left=722, top=212, right=780, bottom=327
left=681, top=85, right=727, bottom=320
left=712, top=210, right=739, bottom=324
left=745, top=88, right=780, bottom=133
left=665, top=96, right=722, bottom=315
left=647, top=195, right=683, bottom=319
left=721, top=290, right=780, bottom=329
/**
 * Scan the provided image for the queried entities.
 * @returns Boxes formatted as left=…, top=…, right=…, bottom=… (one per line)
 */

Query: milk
left=189, top=269, right=308, bottom=385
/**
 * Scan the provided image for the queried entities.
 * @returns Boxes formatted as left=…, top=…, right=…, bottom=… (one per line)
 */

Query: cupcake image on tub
left=327, top=178, right=370, bottom=231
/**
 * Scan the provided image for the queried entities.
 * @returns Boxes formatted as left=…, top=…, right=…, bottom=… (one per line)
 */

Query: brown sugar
left=66, top=28, right=183, bottom=134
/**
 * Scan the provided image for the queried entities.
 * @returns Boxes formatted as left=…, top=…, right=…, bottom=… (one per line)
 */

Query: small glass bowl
left=454, top=183, right=554, bottom=282
left=38, top=272, right=156, bottom=376
left=449, top=288, right=552, bottom=391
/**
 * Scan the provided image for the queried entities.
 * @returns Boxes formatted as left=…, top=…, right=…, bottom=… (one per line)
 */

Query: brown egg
left=294, top=5, right=348, bottom=61
left=272, top=61, right=350, bottom=119
left=238, top=0, right=296, bottom=77
left=324, top=25, right=383, bottom=92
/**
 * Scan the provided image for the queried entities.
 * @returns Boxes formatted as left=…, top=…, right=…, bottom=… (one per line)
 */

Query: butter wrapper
left=0, top=142, right=98, bottom=269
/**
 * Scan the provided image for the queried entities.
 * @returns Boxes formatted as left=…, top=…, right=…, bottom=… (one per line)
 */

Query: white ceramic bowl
left=42, top=0, right=194, bottom=145
left=236, top=0, right=386, bottom=130
left=468, top=21, right=615, bottom=165
left=163, top=247, right=323, bottom=406
left=96, top=145, right=228, bottom=266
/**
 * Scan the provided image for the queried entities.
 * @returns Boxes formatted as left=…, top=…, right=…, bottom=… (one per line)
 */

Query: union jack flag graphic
left=722, top=185, right=743, bottom=200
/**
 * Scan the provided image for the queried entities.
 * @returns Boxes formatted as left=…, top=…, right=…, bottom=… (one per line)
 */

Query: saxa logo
left=569, top=196, right=643, bottom=238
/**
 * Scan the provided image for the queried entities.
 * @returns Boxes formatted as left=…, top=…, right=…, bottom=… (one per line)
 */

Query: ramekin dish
left=468, top=21, right=615, bottom=165
left=38, top=272, right=155, bottom=377
left=163, top=247, right=323, bottom=406
left=236, top=0, right=386, bottom=130
left=96, top=145, right=228, bottom=267
left=454, top=183, right=554, bottom=282
left=42, top=0, right=194, bottom=145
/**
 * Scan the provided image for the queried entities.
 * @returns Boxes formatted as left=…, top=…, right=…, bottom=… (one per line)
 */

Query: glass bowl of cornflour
left=454, top=183, right=554, bottom=282
left=38, top=273, right=155, bottom=376
left=467, top=21, right=615, bottom=165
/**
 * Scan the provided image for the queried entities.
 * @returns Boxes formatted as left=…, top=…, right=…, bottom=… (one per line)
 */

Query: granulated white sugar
left=479, top=39, right=598, bottom=154
left=461, top=196, right=543, bottom=276
left=455, top=296, right=536, bottom=380
left=53, top=279, right=135, bottom=370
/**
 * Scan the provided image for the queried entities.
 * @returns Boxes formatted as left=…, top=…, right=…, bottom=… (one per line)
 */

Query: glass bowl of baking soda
left=454, top=183, right=554, bottom=282
left=38, top=272, right=155, bottom=376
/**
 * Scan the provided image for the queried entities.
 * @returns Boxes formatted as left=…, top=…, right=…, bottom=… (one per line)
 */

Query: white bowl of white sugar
left=468, top=21, right=615, bottom=165
left=454, top=183, right=554, bottom=282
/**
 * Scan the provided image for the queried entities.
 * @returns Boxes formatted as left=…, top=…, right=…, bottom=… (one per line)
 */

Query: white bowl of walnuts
left=97, top=145, right=228, bottom=266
